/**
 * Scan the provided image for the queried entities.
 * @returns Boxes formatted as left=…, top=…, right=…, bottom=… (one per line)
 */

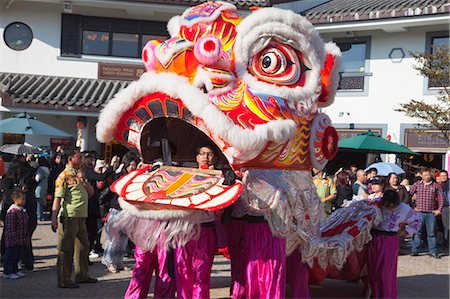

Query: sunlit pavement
left=1, top=222, right=448, bottom=298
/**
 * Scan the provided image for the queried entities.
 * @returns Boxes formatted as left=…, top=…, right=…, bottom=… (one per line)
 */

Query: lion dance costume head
left=97, top=2, right=379, bottom=271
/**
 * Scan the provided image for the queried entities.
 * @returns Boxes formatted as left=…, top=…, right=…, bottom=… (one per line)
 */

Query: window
left=61, top=15, right=168, bottom=58
left=112, top=33, right=139, bottom=57
left=425, top=31, right=449, bottom=89
left=334, top=37, right=371, bottom=92
left=82, top=30, right=109, bottom=56
left=4, top=22, right=33, bottom=51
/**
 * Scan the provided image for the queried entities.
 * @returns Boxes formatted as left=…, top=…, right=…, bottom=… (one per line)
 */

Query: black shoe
left=76, top=277, right=98, bottom=284
left=429, top=253, right=441, bottom=259
left=58, top=283, right=79, bottom=289
left=410, top=252, right=419, bottom=256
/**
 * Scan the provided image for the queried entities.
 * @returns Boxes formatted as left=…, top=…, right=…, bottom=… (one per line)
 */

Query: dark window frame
left=61, top=14, right=168, bottom=58
left=333, top=36, right=372, bottom=94
left=425, top=31, right=449, bottom=89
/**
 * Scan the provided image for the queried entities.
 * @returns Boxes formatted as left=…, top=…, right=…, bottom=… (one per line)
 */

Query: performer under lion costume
left=97, top=2, right=381, bottom=298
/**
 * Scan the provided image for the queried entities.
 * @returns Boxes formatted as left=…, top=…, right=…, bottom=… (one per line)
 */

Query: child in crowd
left=3, top=190, right=29, bottom=280
left=367, top=189, right=422, bottom=298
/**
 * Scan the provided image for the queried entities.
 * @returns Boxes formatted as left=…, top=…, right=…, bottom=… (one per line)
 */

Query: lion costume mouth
left=96, top=71, right=294, bottom=211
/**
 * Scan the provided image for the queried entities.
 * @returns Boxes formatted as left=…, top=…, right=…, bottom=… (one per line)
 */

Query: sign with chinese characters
left=337, top=129, right=382, bottom=140
left=405, top=129, right=449, bottom=153
left=98, top=63, right=145, bottom=81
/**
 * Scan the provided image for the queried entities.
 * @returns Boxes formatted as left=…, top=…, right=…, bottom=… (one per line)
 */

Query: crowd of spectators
left=0, top=146, right=139, bottom=283
left=0, top=147, right=448, bottom=299
left=313, top=165, right=449, bottom=258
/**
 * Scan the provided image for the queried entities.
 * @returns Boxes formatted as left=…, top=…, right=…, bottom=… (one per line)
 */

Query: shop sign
left=404, top=129, right=449, bottom=152
left=337, top=129, right=382, bottom=140
left=98, top=63, right=145, bottom=81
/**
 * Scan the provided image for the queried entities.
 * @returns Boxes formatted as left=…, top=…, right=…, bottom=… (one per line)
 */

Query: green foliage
left=396, top=45, right=450, bottom=141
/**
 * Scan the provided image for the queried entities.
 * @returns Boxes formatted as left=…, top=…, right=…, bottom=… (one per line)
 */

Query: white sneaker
left=89, top=251, right=100, bottom=259
left=15, top=271, right=26, bottom=277
left=107, top=264, right=118, bottom=273
left=4, top=273, right=20, bottom=279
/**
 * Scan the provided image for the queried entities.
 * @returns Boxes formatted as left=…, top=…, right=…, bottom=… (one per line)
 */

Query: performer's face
left=196, top=147, right=215, bottom=169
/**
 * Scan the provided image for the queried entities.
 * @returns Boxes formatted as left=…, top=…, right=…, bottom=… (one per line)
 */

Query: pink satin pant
left=286, top=250, right=311, bottom=299
left=244, top=222, right=286, bottom=299
left=125, top=245, right=175, bottom=299
left=367, top=234, right=399, bottom=299
left=228, top=218, right=247, bottom=299
left=175, top=226, right=217, bottom=299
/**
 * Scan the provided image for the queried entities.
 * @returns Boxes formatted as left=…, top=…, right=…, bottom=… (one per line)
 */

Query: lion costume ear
left=317, top=43, right=342, bottom=107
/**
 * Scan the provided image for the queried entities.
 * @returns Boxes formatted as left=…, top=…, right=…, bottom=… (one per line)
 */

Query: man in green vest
left=51, top=149, right=96, bottom=288
left=312, top=168, right=337, bottom=218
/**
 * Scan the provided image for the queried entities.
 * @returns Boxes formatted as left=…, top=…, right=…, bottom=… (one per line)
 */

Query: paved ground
left=1, top=221, right=449, bottom=299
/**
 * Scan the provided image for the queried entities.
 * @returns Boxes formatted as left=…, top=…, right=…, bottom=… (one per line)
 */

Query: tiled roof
left=129, top=0, right=290, bottom=8
left=303, top=0, right=450, bottom=24
left=0, top=72, right=130, bottom=112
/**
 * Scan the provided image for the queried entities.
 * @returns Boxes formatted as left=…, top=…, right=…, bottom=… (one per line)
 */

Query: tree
left=396, top=45, right=450, bottom=142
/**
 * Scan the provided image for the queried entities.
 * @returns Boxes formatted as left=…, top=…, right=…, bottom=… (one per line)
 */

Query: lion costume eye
left=249, top=41, right=310, bottom=87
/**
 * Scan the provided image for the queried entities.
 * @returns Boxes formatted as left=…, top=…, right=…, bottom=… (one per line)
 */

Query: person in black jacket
left=332, top=170, right=354, bottom=212
left=80, top=153, right=118, bottom=257
left=385, top=172, right=411, bottom=206
left=0, top=158, right=37, bottom=270
left=47, top=153, right=66, bottom=217
left=102, top=151, right=140, bottom=273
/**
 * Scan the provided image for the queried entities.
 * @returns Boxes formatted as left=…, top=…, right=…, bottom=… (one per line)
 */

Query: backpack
left=352, top=183, right=360, bottom=196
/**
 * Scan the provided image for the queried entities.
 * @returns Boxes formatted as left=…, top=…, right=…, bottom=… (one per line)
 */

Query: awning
left=0, top=72, right=130, bottom=112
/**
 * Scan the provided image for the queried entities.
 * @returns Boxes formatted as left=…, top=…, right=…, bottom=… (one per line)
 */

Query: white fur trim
left=118, top=197, right=199, bottom=220
left=234, top=8, right=327, bottom=112
left=106, top=209, right=201, bottom=251
left=96, top=72, right=296, bottom=154
left=167, top=16, right=181, bottom=37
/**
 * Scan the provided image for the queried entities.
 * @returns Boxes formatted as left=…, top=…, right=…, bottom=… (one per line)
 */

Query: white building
left=1, top=0, right=449, bottom=171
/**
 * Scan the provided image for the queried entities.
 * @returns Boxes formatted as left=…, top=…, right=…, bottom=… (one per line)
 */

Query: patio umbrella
left=338, top=131, right=418, bottom=155
left=0, top=112, right=72, bottom=137
left=365, top=162, right=405, bottom=176
left=0, top=143, right=41, bottom=155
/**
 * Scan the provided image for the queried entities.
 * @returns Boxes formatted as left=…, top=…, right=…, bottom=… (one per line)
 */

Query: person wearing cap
left=368, top=177, right=384, bottom=202
left=94, top=159, right=107, bottom=173
left=365, top=168, right=378, bottom=195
